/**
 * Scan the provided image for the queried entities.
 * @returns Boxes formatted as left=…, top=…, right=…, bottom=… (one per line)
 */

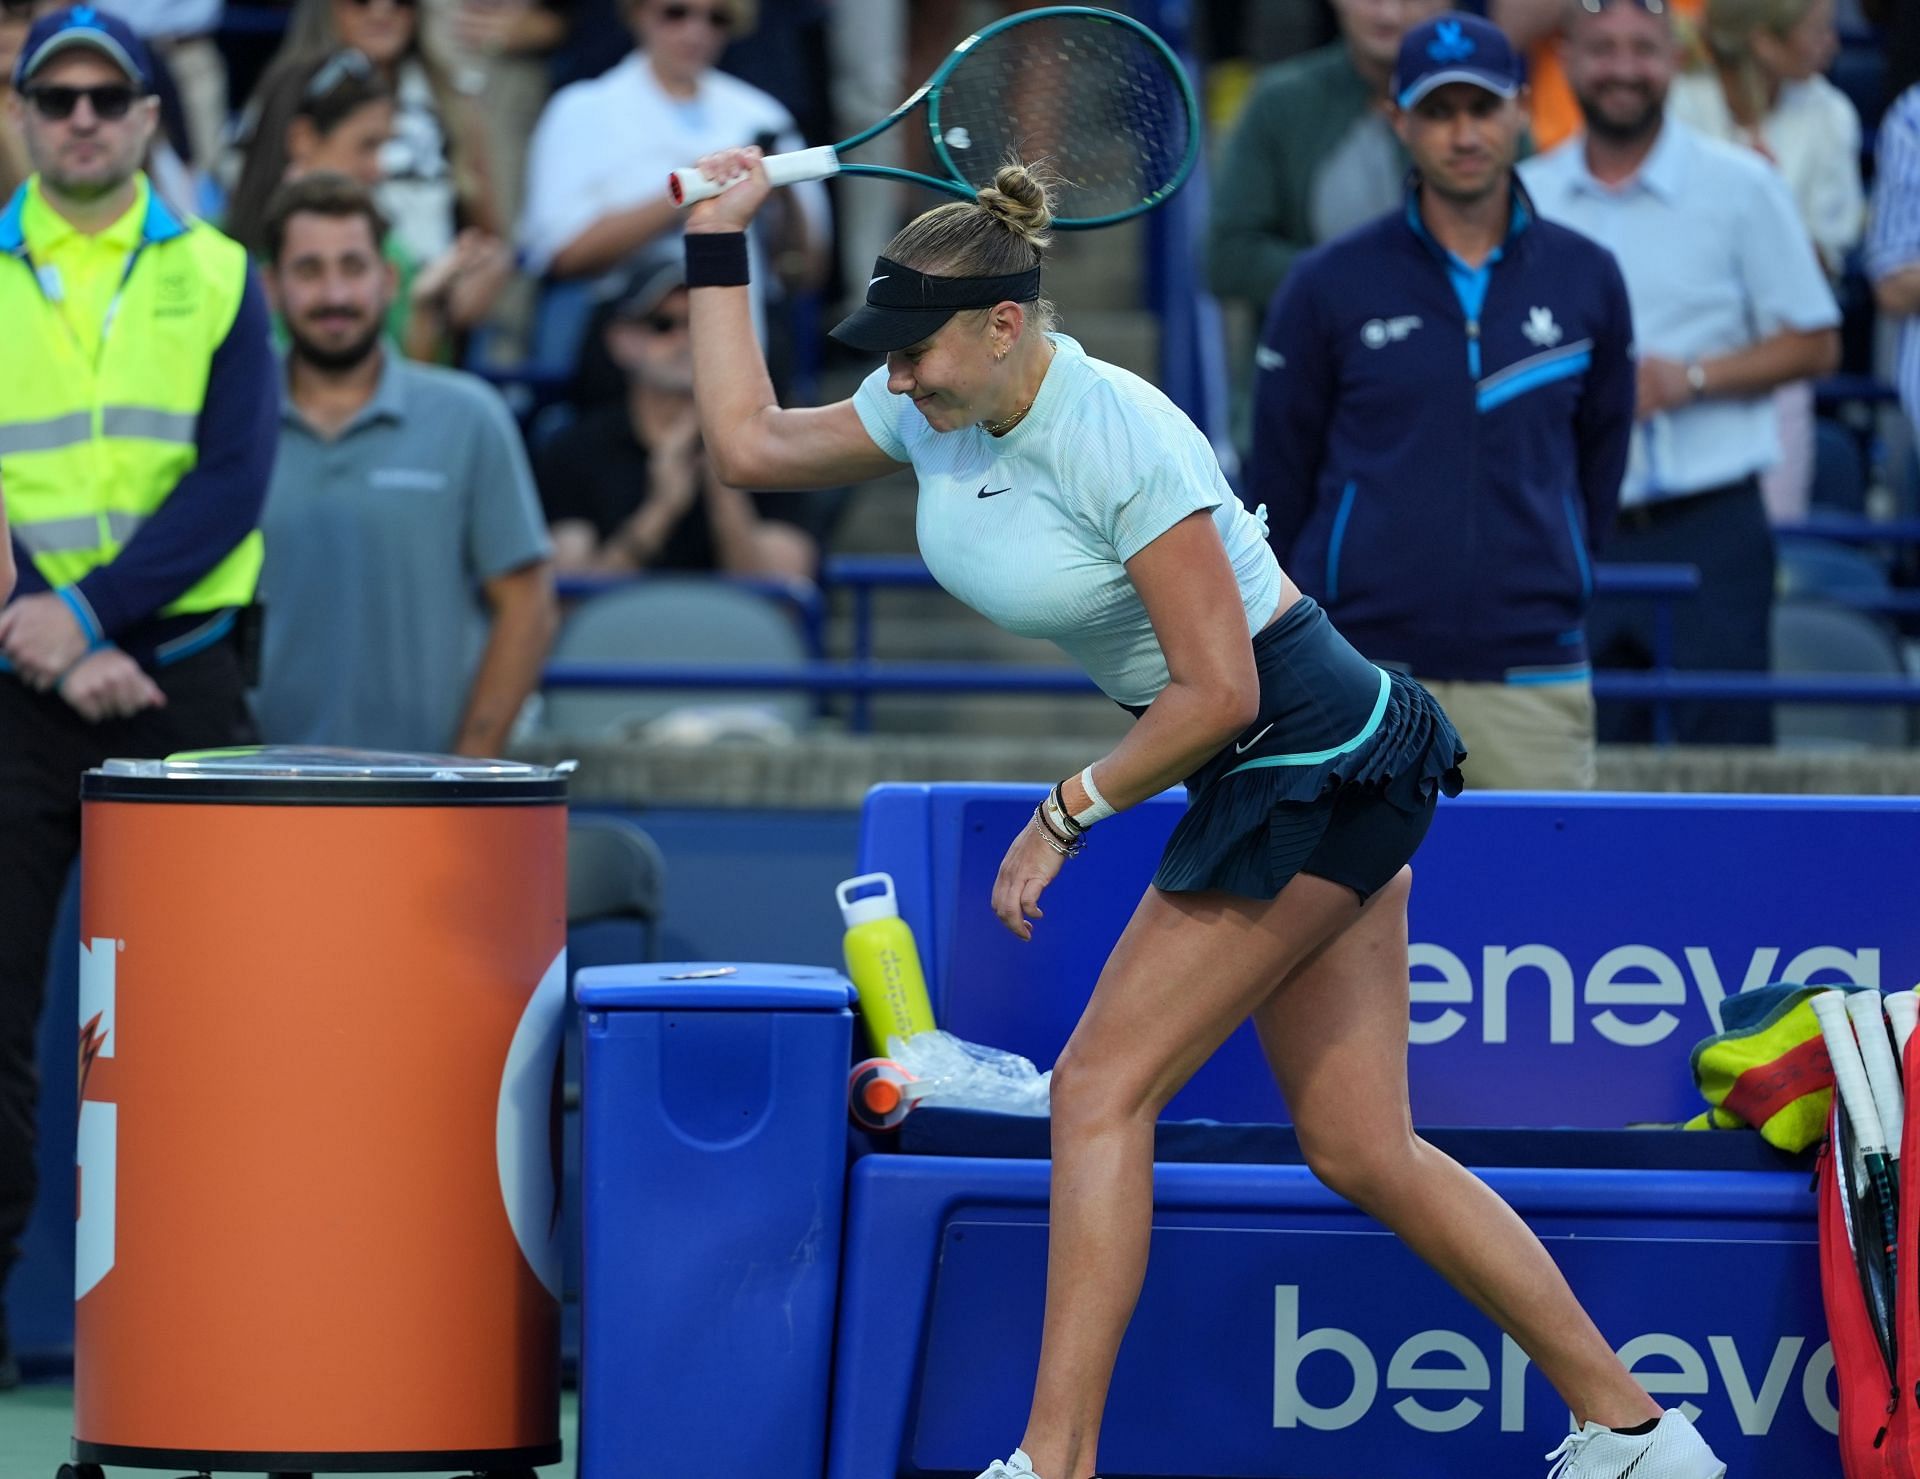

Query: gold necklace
left=982, top=341, right=1055, bottom=437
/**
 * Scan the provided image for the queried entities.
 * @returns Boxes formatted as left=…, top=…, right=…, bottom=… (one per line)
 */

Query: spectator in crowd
left=1521, top=0, right=1840, bottom=746
left=1252, top=13, right=1635, bottom=790
left=1868, top=84, right=1920, bottom=452
left=1206, top=0, right=1451, bottom=320
left=1671, top=0, right=1862, bottom=523
left=536, top=253, right=820, bottom=578
left=1, top=0, right=36, bottom=197
left=123, top=0, right=226, bottom=179
left=266, top=0, right=501, bottom=266
left=1490, top=0, right=1704, bottom=152
left=0, top=7, right=275, bottom=1387
left=255, top=173, right=557, bottom=755
left=518, top=0, right=828, bottom=337
left=430, top=0, right=568, bottom=235
left=225, top=47, right=511, bottom=359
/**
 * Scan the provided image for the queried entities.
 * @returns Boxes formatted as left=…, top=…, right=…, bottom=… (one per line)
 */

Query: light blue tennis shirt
left=853, top=335, right=1281, bottom=708
left=1520, top=119, right=1839, bottom=506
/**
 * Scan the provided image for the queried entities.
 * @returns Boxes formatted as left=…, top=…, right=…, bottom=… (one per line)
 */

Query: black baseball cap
left=1393, top=14, right=1523, bottom=110
left=14, top=5, right=154, bottom=92
left=830, top=256, right=1043, bottom=354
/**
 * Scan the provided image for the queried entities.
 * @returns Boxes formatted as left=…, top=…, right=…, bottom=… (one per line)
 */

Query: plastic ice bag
left=885, top=1030, right=1053, bottom=1118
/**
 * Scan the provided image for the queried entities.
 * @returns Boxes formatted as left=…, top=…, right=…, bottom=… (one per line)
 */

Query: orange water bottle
left=836, top=872, right=936, bottom=1055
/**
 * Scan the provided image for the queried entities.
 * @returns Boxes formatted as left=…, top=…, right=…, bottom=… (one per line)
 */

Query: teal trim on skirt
left=1149, top=596, right=1466, bottom=901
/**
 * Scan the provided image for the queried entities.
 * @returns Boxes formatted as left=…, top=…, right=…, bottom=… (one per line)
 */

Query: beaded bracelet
left=1031, top=807, right=1083, bottom=858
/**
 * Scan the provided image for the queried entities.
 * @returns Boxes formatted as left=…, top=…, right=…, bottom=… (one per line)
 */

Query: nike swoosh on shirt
left=868, top=275, right=890, bottom=288
left=977, top=485, right=1011, bottom=498
left=1235, top=721, right=1275, bottom=754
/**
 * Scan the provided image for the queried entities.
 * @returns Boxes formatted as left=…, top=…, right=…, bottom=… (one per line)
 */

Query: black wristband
left=685, top=231, right=750, bottom=287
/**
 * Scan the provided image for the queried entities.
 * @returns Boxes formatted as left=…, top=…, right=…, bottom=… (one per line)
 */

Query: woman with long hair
left=262, top=0, right=500, bottom=264
left=225, top=48, right=510, bottom=362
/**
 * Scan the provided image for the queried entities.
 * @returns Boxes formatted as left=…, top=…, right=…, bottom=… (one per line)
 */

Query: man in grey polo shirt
left=1520, top=0, right=1839, bottom=746
left=255, top=172, right=557, bottom=756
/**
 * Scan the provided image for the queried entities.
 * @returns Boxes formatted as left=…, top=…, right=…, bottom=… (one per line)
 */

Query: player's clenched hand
left=685, top=146, right=772, bottom=235
left=991, top=816, right=1065, bottom=942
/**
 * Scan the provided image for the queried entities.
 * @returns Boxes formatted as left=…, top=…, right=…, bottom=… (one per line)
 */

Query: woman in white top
left=1671, top=0, right=1865, bottom=520
left=681, top=148, right=1725, bottom=1479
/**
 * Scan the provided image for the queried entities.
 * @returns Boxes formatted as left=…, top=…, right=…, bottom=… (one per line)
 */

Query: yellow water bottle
left=836, top=872, right=937, bottom=1055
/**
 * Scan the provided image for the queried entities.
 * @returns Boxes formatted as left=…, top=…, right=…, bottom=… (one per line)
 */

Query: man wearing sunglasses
left=0, top=3, right=277, bottom=1389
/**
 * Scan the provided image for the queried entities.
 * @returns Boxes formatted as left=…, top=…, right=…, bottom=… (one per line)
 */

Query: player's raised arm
left=683, top=147, right=904, bottom=491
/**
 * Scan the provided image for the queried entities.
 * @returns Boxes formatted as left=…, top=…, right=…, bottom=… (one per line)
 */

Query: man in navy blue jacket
left=1249, top=11, right=1635, bottom=789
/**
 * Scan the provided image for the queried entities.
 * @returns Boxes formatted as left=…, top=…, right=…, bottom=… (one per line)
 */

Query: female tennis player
left=680, top=147, right=1725, bottom=1479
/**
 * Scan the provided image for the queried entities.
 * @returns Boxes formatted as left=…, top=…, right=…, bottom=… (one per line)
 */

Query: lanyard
left=20, top=238, right=146, bottom=372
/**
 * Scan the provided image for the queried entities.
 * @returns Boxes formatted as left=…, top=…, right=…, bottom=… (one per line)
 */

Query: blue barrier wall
left=861, top=788, right=1920, bottom=1127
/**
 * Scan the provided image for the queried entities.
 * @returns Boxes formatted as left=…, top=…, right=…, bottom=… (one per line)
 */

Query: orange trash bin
left=71, top=748, right=568, bottom=1475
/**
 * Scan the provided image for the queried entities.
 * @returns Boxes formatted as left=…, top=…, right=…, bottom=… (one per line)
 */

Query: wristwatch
left=1685, top=360, right=1708, bottom=399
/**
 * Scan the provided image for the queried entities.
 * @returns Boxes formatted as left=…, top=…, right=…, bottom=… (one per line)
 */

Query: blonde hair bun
left=977, top=162, right=1056, bottom=250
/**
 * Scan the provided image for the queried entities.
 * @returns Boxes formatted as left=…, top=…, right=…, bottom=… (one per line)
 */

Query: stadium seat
left=568, top=813, right=666, bottom=955
left=544, top=578, right=814, bottom=737
left=1811, top=416, right=1869, bottom=515
left=1776, top=533, right=1891, bottom=600
left=1771, top=598, right=1909, bottom=749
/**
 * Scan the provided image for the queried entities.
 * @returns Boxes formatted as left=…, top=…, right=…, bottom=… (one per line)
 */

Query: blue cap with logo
left=1393, top=13, right=1524, bottom=110
left=13, top=5, right=154, bottom=93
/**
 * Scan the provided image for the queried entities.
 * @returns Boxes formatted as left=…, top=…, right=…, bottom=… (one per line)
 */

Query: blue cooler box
left=576, top=963, right=855, bottom=1478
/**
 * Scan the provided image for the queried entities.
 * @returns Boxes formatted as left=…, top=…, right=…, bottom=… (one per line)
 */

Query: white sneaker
left=1544, top=1409, right=1726, bottom=1479
left=975, top=1451, right=1039, bottom=1479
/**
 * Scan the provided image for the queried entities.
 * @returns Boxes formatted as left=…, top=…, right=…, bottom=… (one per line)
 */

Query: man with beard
left=1250, top=13, right=1636, bottom=790
left=254, top=172, right=556, bottom=755
left=0, top=5, right=276, bottom=1386
left=1521, top=0, right=1839, bottom=747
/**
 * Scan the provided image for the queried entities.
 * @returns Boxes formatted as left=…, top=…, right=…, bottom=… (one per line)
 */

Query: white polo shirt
left=1520, top=118, right=1839, bottom=505
left=519, top=52, right=829, bottom=332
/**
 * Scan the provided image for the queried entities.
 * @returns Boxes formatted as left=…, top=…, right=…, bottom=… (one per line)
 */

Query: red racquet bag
left=1820, top=1044, right=1920, bottom=1477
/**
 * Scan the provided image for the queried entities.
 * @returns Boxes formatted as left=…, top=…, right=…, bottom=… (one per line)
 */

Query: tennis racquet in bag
left=669, top=5, right=1201, bottom=229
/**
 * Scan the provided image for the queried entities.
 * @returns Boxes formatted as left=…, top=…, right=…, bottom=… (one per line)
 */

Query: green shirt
left=1204, top=44, right=1401, bottom=314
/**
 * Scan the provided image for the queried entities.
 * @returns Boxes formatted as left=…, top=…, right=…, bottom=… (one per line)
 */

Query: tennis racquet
left=669, top=6, right=1201, bottom=230
left=1814, top=989, right=1900, bottom=1370
left=1888, top=988, right=1919, bottom=1069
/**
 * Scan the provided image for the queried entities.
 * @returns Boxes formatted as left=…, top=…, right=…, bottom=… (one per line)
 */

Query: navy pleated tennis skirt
left=1147, top=595, right=1466, bottom=903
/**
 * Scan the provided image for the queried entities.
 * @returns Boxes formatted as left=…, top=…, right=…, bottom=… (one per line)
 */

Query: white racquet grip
left=670, top=145, right=841, bottom=207
left=1848, top=989, right=1906, bottom=1162
left=1889, top=990, right=1920, bottom=1069
left=1813, top=990, right=1888, bottom=1155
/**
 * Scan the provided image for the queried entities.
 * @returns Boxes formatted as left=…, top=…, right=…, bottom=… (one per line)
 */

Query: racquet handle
left=1815, top=990, right=1889, bottom=1155
left=670, top=145, right=841, bottom=207
left=1849, top=989, right=1907, bottom=1162
left=1889, top=990, right=1920, bottom=1067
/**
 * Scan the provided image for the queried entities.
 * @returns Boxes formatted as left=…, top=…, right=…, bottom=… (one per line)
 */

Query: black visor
left=829, top=256, right=1043, bottom=353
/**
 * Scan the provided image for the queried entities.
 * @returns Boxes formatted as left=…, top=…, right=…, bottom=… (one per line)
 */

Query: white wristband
left=1072, top=764, right=1116, bottom=826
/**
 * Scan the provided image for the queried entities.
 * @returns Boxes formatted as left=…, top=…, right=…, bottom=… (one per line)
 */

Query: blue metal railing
left=546, top=560, right=1831, bottom=739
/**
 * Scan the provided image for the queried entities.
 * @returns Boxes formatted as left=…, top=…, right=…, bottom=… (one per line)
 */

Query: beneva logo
left=1273, top=1286, right=1836, bottom=1437
left=1406, top=941, right=1878, bottom=1046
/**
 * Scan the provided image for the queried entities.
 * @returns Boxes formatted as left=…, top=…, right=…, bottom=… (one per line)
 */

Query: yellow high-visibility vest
left=0, top=175, right=262, bottom=620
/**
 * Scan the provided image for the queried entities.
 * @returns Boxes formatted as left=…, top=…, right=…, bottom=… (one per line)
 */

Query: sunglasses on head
left=306, top=47, right=376, bottom=100
left=25, top=84, right=144, bottom=122
left=657, top=2, right=731, bottom=33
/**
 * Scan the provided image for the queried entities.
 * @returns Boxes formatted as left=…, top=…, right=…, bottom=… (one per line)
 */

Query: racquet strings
left=933, top=13, right=1194, bottom=225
